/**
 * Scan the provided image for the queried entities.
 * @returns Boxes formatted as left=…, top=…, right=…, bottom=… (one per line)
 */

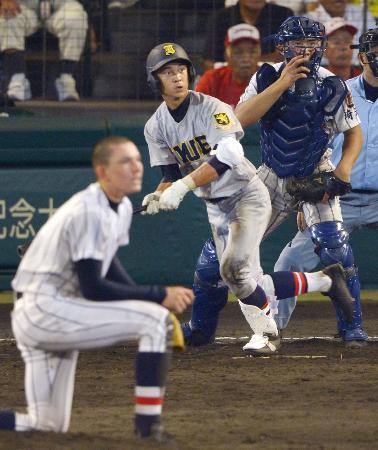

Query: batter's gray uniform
left=145, top=90, right=274, bottom=303
left=11, top=183, right=169, bottom=432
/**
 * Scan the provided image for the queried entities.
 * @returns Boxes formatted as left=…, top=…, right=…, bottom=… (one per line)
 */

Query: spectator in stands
left=323, top=17, right=361, bottom=80
left=269, top=0, right=306, bottom=15
left=196, top=23, right=260, bottom=108
left=202, top=0, right=293, bottom=71
left=306, top=0, right=376, bottom=64
left=0, top=0, right=88, bottom=101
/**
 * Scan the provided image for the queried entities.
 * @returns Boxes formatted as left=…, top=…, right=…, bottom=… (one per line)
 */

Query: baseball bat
left=133, top=205, right=147, bottom=215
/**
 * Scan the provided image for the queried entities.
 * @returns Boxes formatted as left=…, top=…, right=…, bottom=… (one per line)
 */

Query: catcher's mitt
left=286, top=172, right=351, bottom=204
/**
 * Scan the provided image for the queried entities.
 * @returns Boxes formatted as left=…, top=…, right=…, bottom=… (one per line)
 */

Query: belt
left=351, top=189, right=378, bottom=195
left=206, top=197, right=229, bottom=204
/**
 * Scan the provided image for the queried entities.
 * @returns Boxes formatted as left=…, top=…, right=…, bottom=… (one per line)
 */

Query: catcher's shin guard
left=310, top=221, right=368, bottom=341
left=183, top=239, right=228, bottom=346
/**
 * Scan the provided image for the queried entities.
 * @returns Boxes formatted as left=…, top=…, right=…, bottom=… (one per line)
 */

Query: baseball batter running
left=0, top=136, right=194, bottom=443
left=142, top=42, right=355, bottom=355
left=182, top=16, right=366, bottom=353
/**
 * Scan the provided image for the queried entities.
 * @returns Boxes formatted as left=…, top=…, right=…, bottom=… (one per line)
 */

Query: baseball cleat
left=136, top=423, right=177, bottom=447
left=322, top=264, right=354, bottom=323
left=243, top=332, right=281, bottom=356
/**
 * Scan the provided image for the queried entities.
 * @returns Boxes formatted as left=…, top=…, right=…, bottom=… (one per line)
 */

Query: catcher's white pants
left=11, top=293, right=169, bottom=432
left=258, top=150, right=343, bottom=237
left=0, top=1, right=88, bottom=61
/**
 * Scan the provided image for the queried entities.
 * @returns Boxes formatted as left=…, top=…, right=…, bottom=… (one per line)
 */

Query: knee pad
left=195, top=238, right=223, bottom=288
left=189, top=239, right=228, bottom=341
left=309, top=221, right=353, bottom=269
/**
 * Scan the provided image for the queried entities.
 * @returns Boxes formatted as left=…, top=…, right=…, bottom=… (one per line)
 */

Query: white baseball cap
left=324, top=17, right=358, bottom=37
left=224, top=24, right=260, bottom=47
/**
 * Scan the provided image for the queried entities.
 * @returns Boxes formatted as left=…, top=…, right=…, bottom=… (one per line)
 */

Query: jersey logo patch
left=214, top=113, right=230, bottom=125
left=213, top=112, right=234, bottom=129
left=163, top=44, right=175, bottom=56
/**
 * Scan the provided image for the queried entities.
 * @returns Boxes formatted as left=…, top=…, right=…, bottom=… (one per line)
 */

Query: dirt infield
left=0, top=299, right=377, bottom=450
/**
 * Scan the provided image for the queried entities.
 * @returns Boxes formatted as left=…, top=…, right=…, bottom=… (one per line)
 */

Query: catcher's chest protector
left=256, top=63, right=347, bottom=178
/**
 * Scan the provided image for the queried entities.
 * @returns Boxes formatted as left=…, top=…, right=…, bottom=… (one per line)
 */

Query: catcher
left=183, top=16, right=366, bottom=353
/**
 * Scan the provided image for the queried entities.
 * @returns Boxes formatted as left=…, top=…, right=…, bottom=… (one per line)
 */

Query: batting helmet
left=275, top=16, right=326, bottom=73
left=351, top=28, right=378, bottom=77
left=146, top=43, right=196, bottom=94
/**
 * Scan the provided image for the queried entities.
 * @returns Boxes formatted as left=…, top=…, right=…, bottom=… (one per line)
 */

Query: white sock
left=305, top=271, right=332, bottom=293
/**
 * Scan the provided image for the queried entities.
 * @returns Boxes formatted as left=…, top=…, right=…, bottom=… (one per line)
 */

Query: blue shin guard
left=310, top=221, right=368, bottom=341
left=182, top=239, right=228, bottom=346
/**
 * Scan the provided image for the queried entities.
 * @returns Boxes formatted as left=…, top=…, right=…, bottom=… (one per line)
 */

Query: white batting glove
left=159, top=179, right=192, bottom=211
left=141, top=191, right=162, bottom=215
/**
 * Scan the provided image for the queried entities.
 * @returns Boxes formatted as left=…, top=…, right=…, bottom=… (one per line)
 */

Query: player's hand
left=278, top=55, right=311, bottom=90
left=159, top=180, right=190, bottom=211
left=141, top=191, right=162, bottom=215
left=296, top=211, right=306, bottom=232
left=0, top=0, right=21, bottom=18
left=162, top=286, right=194, bottom=314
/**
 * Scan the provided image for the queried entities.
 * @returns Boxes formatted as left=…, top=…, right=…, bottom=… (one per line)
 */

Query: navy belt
left=351, top=189, right=378, bottom=195
left=206, top=197, right=229, bottom=204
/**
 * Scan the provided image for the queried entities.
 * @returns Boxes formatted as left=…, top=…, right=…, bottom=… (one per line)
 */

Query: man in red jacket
left=196, top=23, right=261, bottom=108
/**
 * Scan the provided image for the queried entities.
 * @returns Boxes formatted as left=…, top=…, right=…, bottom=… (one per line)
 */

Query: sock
left=305, top=271, right=332, bottom=293
left=60, top=59, right=77, bottom=76
left=134, top=352, right=169, bottom=437
left=0, top=411, right=15, bottom=430
left=3, top=51, right=26, bottom=80
left=270, top=271, right=308, bottom=299
left=240, top=285, right=268, bottom=309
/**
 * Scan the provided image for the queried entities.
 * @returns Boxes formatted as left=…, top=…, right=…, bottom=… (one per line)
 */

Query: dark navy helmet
left=275, top=16, right=327, bottom=73
left=146, top=42, right=196, bottom=94
left=351, top=27, right=378, bottom=52
left=351, top=28, right=378, bottom=77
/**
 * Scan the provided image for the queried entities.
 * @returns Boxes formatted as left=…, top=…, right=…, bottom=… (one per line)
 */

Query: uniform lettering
left=195, top=135, right=212, bottom=155
left=171, top=135, right=213, bottom=164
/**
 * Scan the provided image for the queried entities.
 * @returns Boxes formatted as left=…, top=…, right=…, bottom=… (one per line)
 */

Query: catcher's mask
left=351, top=28, right=378, bottom=77
left=275, top=16, right=327, bottom=75
left=146, top=43, right=196, bottom=94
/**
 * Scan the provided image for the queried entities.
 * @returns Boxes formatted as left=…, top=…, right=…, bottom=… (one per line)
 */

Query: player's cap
left=324, top=17, right=358, bottom=37
left=224, top=24, right=260, bottom=48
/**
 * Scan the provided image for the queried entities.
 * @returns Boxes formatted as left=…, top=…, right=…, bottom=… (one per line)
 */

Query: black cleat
left=322, top=264, right=354, bottom=323
left=135, top=424, right=177, bottom=448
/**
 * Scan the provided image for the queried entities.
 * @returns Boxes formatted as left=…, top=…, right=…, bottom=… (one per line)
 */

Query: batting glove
left=141, top=191, right=162, bottom=215
left=159, top=179, right=192, bottom=211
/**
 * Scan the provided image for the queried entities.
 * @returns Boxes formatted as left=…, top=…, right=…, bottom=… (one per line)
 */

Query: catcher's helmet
left=275, top=16, right=326, bottom=73
left=351, top=28, right=378, bottom=77
left=351, top=27, right=378, bottom=52
left=146, top=43, right=196, bottom=94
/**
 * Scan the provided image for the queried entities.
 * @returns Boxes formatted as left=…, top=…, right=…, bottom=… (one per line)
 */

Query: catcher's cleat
left=243, top=331, right=282, bottom=356
left=322, top=264, right=354, bottom=323
left=135, top=423, right=177, bottom=447
left=181, top=322, right=215, bottom=346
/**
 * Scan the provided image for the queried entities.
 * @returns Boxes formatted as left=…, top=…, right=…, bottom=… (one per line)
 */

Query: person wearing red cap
left=196, top=24, right=261, bottom=107
left=323, top=17, right=361, bottom=80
